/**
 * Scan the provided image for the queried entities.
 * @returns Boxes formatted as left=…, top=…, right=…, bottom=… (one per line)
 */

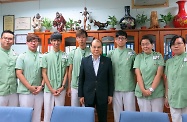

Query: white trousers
left=71, top=88, right=80, bottom=107
left=113, top=91, right=136, bottom=122
left=19, top=92, right=43, bottom=122
left=170, top=106, right=187, bottom=122
left=44, top=90, right=66, bottom=122
left=137, top=97, right=164, bottom=112
left=0, top=93, right=18, bottom=106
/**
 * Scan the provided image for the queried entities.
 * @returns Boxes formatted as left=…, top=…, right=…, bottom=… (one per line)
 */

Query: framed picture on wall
left=15, top=34, right=27, bottom=44
left=15, top=17, right=31, bottom=30
left=131, top=0, right=169, bottom=9
left=3, top=15, right=14, bottom=32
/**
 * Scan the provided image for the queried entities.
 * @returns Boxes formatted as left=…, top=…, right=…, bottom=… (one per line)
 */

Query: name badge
left=128, top=52, right=134, bottom=56
left=153, top=56, right=160, bottom=60
left=39, top=54, right=43, bottom=58
left=184, top=57, right=187, bottom=62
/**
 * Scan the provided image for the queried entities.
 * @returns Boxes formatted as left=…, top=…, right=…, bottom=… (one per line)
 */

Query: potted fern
left=42, top=18, right=53, bottom=32
left=107, top=15, right=118, bottom=30
left=136, top=13, right=149, bottom=29
left=159, top=12, right=174, bottom=28
left=65, top=18, right=74, bottom=31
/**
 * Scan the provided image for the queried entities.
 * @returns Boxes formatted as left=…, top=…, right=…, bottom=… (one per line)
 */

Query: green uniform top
left=0, top=47, right=18, bottom=96
left=107, top=48, right=136, bottom=91
left=15, top=50, right=42, bottom=94
left=133, top=51, right=165, bottom=99
left=42, top=50, right=68, bottom=92
left=165, top=52, right=187, bottom=108
left=67, top=47, right=91, bottom=89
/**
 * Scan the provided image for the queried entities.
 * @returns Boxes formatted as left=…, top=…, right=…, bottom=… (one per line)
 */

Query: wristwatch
left=41, top=85, right=45, bottom=90
left=149, top=87, right=154, bottom=92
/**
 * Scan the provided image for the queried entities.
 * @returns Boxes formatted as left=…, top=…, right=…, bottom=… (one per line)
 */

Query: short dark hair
left=116, top=30, right=127, bottom=38
left=76, top=29, right=88, bottom=37
left=27, top=33, right=41, bottom=42
left=170, top=35, right=186, bottom=47
left=1, top=30, right=14, bottom=38
left=50, top=32, right=62, bottom=40
left=140, top=35, right=154, bottom=45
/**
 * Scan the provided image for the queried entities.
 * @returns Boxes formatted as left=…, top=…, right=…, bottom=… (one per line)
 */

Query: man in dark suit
left=78, top=39, right=114, bottom=122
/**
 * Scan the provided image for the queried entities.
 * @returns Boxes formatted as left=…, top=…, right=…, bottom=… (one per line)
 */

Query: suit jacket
left=78, top=55, right=114, bottom=105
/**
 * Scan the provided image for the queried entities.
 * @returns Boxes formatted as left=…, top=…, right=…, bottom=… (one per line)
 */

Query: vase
left=173, top=0, right=187, bottom=28
left=119, top=6, right=136, bottom=30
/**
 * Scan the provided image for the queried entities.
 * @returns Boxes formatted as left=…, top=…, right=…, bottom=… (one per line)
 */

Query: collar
left=92, top=55, right=100, bottom=61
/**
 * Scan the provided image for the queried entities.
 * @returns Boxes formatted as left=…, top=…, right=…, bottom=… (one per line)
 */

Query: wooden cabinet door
left=99, top=32, right=116, bottom=56
left=62, top=32, right=76, bottom=53
left=87, top=32, right=99, bottom=47
left=139, top=30, right=159, bottom=53
left=182, top=30, right=187, bottom=53
left=160, top=30, right=181, bottom=60
left=33, top=32, right=45, bottom=53
left=126, top=31, right=139, bottom=53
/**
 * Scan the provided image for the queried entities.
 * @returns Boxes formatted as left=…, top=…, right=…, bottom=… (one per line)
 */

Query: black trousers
left=85, top=94, right=108, bottom=122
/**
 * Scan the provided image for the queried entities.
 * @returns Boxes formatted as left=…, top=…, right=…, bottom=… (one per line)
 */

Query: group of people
left=0, top=29, right=187, bottom=122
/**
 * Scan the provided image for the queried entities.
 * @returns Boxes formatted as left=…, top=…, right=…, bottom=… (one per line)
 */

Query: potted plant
left=65, top=18, right=74, bottom=31
left=159, top=12, right=174, bottom=28
left=135, top=13, right=149, bottom=29
left=107, top=15, right=118, bottom=30
left=41, top=18, right=53, bottom=32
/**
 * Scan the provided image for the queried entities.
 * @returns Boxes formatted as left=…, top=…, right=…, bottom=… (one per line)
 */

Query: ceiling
left=0, top=0, right=38, bottom=4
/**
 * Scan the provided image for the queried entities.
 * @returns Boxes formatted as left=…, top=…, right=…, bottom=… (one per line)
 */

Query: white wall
left=0, top=0, right=184, bottom=53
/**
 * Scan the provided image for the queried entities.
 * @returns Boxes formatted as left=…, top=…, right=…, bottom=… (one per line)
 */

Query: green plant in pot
left=159, top=12, right=174, bottom=28
left=65, top=18, right=74, bottom=31
left=107, top=15, right=118, bottom=30
left=136, top=13, right=149, bottom=29
left=41, top=18, right=53, bottom=32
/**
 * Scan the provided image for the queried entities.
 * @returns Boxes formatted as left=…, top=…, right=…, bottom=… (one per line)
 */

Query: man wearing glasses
left=0, top=30, right=18, bottom=106
left=107, top=30, right=136, bottom=122
left=16, top=33, right=44, bottom=122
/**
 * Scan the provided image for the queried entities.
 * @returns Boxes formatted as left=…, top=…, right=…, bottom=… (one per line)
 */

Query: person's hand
left=34, top=86, right=43, bottom=94
left=57, top=87, right=65, bottom=94
left=67, top=88, right=71, bottom=97
left=80, top=97, right=84, bottom=105
left=142, top=89, right=152, bottom=97
left=164, top=97, right=169, bottom=108
left=108, top=96, right=113, bottom=104
left=50, top=88, right=59, bottom=96
left=28, top=86, right=37, bottom=95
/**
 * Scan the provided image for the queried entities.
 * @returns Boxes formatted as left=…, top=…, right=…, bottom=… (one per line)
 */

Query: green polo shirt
left=165, top=52, right=187, bottom=108
left=0, top=47, right=18, bottom=96
left=15, top=50, right=42, bottom=94
left=67, top=47, right=91, bottom=89
left=42, top=50, right=68, bottom=92
left=107, top=48, right=136, bottom=92
left=133, top=52, right=165, bottom=99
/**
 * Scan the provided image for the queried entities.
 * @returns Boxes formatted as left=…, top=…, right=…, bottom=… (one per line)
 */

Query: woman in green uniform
left=133, top=35, right=165, bottom=112
left=165, top=35, right=187, bottom=122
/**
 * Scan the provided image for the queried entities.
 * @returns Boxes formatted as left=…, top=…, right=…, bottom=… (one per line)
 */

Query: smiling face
left=50, top=39, right=61, bottom=51
left=141, top=39, right=153, bottom=54
left=91, top=39, right=102, bottom=58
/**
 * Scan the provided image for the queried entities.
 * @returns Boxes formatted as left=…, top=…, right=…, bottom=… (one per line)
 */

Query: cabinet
left=33, top=28, right=187, bottom=122
left=34, top=30, right=139, bottom=54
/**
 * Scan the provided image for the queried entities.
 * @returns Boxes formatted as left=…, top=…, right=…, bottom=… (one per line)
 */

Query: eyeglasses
left=116, top=37, right=127, bottom=41
left=171, top=42, right=184, bottom=46
left=28, top=40, right=39, bottom=43
left=141, top=43, right=151, bottom=47
left=2, top=37, right=14, bottom=41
